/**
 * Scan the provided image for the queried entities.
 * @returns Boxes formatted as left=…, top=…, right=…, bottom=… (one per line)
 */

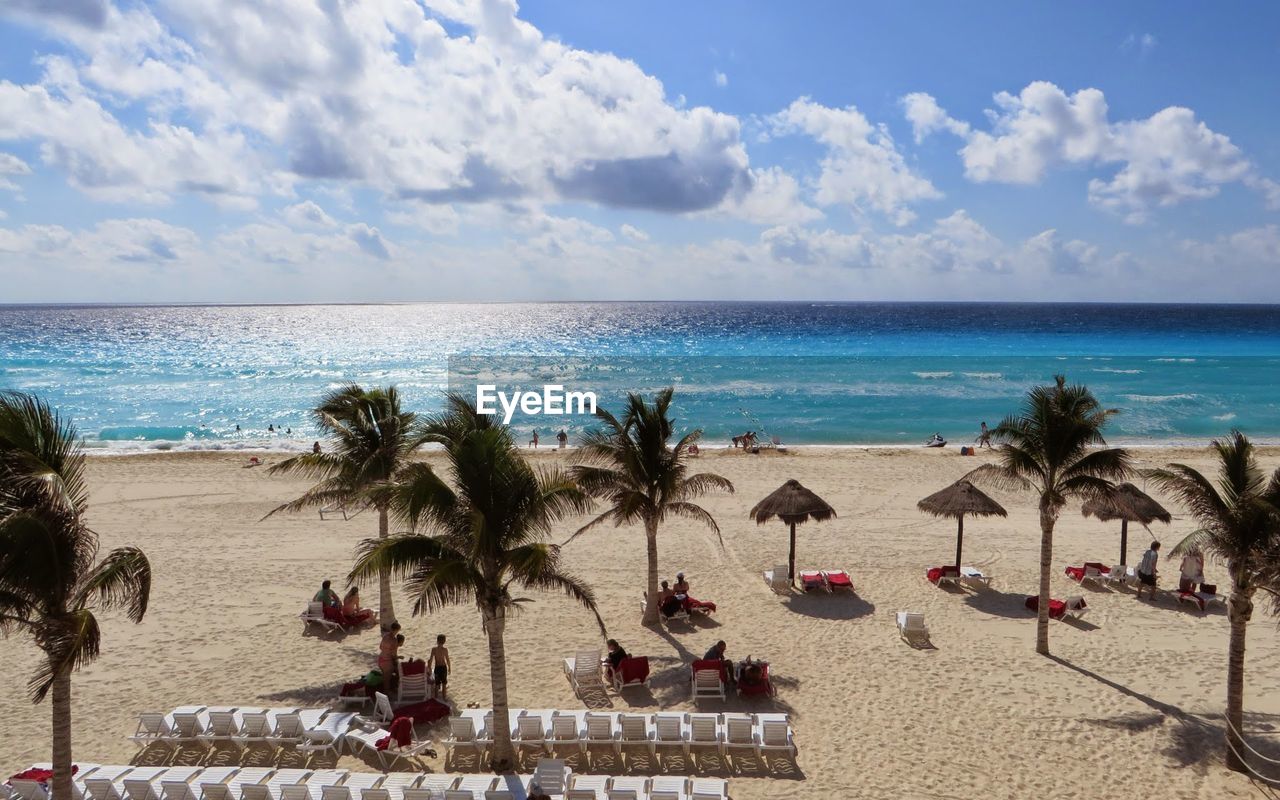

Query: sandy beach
left=3, top=445, right=1278, bottom=800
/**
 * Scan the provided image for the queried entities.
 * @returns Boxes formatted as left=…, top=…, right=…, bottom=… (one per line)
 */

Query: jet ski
left=924, top=433, right=947, bottom=448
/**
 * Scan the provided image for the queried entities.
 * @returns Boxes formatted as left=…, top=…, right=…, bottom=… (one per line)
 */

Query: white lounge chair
left=563, top=650, right=605, bottom=697
left=582, top=712, right=618, bottom=753
left=605, top=776, right=648, bottom=800
left=959, top=566, right=992, bottom=586
left=649, top=777, right=688, bottom=800
left=443, top=716, right=487, bottom=762
left=299, top=602, right=341, bottom=634
left=618, top=714, right=653, bottom=754
left=1103, top=565, right=1133, bottom=587
left=357, top=693, right=395, bottom=729
left=130, top=713, right=175, bottom=748
left=688, top=779, right=727, bottom=800
left=687, top=714, right=721, bottom=752
left=722, top=714, right=756, bottom=757
left=896, top=611, right=930, bottom=646
left=652, top=713, right=688, bottom=756
left=124, top=767, right=202, bottom=800
left=691, top=664, right=726, bottom=701
left=514, top=713, right=548, bottom=754
left=567, top=775, right=608, bottom=800
left=762, top=565, right=790, bottom=593
left=548, top=712, right=582, bottom=751
left=759, top=718, right=796, bottom=757
left=532, top=759, right=570, bottom=797
left=797, top=570, right=827, bottom=592
left=397, top=673, right=428, bottom=705
left=1063, top=595, right=1089, bottom=620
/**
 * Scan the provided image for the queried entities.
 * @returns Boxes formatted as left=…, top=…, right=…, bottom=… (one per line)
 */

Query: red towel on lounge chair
left=1084, top=561, right=1109, bottom=573
left=682, top=596, right=716, bottom=613
left=1064, top=566, right=1085, bottom=581
left=340, top=681, right=366, bottom=697
left=10, top=766, right=79, bottom=784
left=617, top=656, right=650, bottom=687
left=376, top=716, right=414, bottom=750
left=1178, top=591, right=1206, bottom=611
left=401, top=658, right=426, bottom=676
left=392, top=699, right=450, bottom=724
left=1024, top=595, right=1076, bottom=619
left=692, top=658, right=730, bottom=684
left=825, top=571, right=853, bottom=589
left=927, top=566, right=959, bottom=584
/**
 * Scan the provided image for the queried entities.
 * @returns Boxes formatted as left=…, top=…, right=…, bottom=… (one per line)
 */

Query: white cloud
left=713, top=70, right=728, bottom=88
left=0, top=151, right=32, bottom=191
left=714, top=166, right=822, bottom=225
left=619, top=223, right=649, bottom=242
left=1121, top=33, right=1158, bottom=56
left=770, top=98, right=941, bottom=225
left=903, top=81, right=1277, bottom=222
left=0, top=0, right=764, bottom=219
left=901, top=92, right=969, bottom=144
left=282, top=200, right=337, bottom=229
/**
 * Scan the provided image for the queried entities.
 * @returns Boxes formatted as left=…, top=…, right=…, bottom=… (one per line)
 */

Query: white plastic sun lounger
left=687, top=779, right=727, bottom=800
left=124, top=767, right=203, bottom=800
left=531, top=759, right=569, bottom=797
left=687, top=714, right=721, bottom=752
left=567, top=775, right=608, bottom=800
left=649, top=777, right=689, bottom=800
left=652, top=713, right=688, bottom=756
left=762, top=565, right=791, bottom=593
left=605, top=776, right=649, bottom=800
left=897, top=611, right=930, bottom=645
left=300, top=602, right=342, bottom=634
left=959, top=566, right=992, bottom=586
left=563, top=650, right=605, bottom=697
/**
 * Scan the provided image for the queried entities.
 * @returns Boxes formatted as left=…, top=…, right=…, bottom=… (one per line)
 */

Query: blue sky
left=1, top=0, right=1278, bottom=302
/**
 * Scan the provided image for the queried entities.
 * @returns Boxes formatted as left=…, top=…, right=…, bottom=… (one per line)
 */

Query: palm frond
left=28, top=608, right=100, bottom=702
left=75, top=547, right=151, bottom=623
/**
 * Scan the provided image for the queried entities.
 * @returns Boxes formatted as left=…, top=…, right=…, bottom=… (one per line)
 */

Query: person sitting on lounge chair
left=738, top=659, right=765, bottom=689
left=704, top=640, right=733, bottom=686
left=342, top=586, right=375, bottom=625
left=658, top=580, right=683, bottom=617
left=673, top=572, right=718, bottom=614
left=604, top=639, right=629, bottom=680
left=314, top=579, right=341, bottom=609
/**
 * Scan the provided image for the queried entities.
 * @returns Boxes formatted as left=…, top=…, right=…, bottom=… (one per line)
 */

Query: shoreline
left=79, top=437, right=1280, bottom=456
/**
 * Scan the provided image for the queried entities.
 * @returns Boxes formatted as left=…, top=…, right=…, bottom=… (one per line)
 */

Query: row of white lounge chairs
left=5, top=762, right=727, bottom=800
left=445, top=709, right=796, bottom=759
left=131, top=704, right=431, bottom=769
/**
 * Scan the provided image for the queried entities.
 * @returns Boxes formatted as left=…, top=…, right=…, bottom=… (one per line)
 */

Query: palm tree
left=350, top=395, right=602, bottom=771
left=267, top=384, right=421, bottom=629
left=0, top=393, right=152, bottom=800
left=975, top=375, right=1131, bottom=655
left=568, top=388, right=734, bottom=626
left=1146, top=431, right=1280, bottom=772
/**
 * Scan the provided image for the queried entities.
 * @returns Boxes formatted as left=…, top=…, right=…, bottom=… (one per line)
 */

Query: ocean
left=1, top=302, right=1278, bottom=452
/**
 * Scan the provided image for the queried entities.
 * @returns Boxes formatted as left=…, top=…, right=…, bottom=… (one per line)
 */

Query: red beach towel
left=376, top=716, right=414, bottom=750
left=1064, top=566, right=1085, bottom=581
left=618, top=656, right=650, bottom=686
left=738, top=663, right=772, bottom=697
left=825, top=571, right=853, bottom=588
left=401, top=658, right=426, bottom=676
left=683, top=596, right=717, bottom=613
left=392, top=699, right=450, bottom=724
left=692, top=658, right=729, bottom=683
left=1024, top=595, right=1069, bottom=619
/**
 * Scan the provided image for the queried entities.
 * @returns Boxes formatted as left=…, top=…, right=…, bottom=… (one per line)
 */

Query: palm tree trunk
left=482, top=607, right=514, bottom=772
left=1036, top=503, right=1057, bottom=656
left=377, top=505, right=396, bottom=631
left=50, top=666, right=73, bottom=800
left=1225, top=583, right=1253, bottom=772
left=954, top=515, right=964, bottom=570
left=641, top=516, right=660, bottom=626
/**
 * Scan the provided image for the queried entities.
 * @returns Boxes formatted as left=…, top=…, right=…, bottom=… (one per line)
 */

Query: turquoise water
left=0, top=302, right=1278, bottom=451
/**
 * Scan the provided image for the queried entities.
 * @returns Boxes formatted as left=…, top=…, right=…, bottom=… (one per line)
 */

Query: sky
left=0, top=0, right=1279, bottom=303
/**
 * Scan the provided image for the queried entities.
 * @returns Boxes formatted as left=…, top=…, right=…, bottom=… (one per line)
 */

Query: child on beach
left=428, top=634, right=450, bottom=698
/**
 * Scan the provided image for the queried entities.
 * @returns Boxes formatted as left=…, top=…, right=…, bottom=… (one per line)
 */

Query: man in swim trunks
left=428, top=634, right=451, bottom=699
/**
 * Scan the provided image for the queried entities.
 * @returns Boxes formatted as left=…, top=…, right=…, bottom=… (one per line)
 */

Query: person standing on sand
left=379, top=622, right=402, bottom=689
left=428, top=634, right=450, bottom=699
left=978, top=421, right=992, bottom=449
left=312, top=441, right=321, bottom=454
left=1179, top=547, right=1205, bottom=591
left=530, top=430, right=539, bottom=448
left=1135, top=541, right=1161, bottom=600
left=557, top=429, right=568, bottom=449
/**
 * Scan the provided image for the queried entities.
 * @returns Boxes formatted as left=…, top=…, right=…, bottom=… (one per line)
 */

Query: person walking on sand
left=428, top=634, right=450, bottom=699
left=1135, top=541, right=1161, bottom=600
left=557, top=429, right=568, bottom=449
left=978, top=421, right=992, bottom=449
left=530, top=430, right=539, bottom=448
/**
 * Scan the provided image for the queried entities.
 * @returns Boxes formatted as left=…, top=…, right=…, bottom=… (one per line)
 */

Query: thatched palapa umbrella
left=749, top=479, right=836, bottom=585
left=1081, top=482, right=1171, bottom=566
left=917, top=479, right=1007, bottom=569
